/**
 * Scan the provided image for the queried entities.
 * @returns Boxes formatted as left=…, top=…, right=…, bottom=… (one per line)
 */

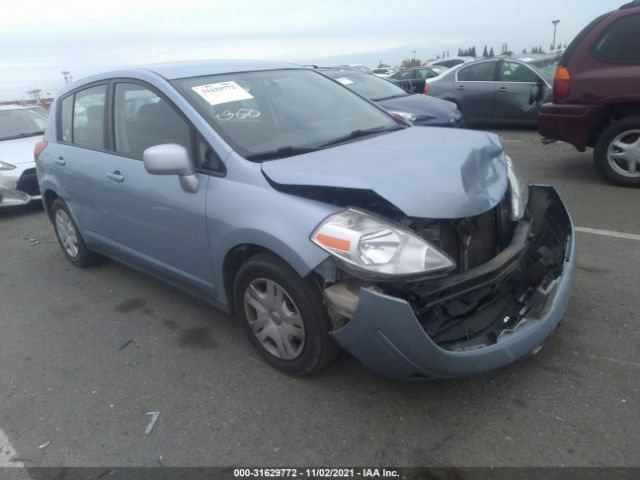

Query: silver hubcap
left=55, top=209, right=79, bottom=258
left=607, top=129, right=640, bottom=178
left=243, top=278, right=305, bottom=360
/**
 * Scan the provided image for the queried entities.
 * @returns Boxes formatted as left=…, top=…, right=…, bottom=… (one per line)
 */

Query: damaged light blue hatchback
left=37, top=60, right=576, bottom=379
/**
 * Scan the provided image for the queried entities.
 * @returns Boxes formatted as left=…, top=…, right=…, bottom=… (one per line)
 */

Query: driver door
left=492, top=60, right=547, bottom=124
left=99, top=81, right=214, bottom=297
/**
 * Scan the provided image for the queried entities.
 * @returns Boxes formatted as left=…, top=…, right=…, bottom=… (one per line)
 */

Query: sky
left=0, top=0, right=624, bottom=101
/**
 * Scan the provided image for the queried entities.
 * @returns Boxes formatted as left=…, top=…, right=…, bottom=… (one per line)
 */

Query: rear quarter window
left=59, top=96, right=73, bottom=142
left=591, top=14, right=640, bottom=64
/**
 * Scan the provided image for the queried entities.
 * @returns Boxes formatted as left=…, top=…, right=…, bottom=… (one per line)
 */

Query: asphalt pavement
left=0, top=128, right=639, bottom=468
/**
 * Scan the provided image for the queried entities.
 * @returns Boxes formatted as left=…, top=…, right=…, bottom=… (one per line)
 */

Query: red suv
left=539, top=1, right=640, bottom=187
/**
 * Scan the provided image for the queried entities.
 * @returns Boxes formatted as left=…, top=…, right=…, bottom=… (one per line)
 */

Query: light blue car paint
left=37, top=60, right=576, bottom=379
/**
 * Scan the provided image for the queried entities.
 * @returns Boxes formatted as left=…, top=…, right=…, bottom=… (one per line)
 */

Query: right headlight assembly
left=506, top=155, right=528, bottom=221
left=311, top=208, right=455, bottom=276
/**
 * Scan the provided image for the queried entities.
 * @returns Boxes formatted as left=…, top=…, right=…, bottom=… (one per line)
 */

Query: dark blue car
left=319, top=67, right=464, bottom=127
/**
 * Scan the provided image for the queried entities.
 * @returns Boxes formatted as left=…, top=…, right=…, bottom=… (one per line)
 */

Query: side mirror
left=143, top=144, right=199, bottom=193
left=528, top=85, right=541, bottom=105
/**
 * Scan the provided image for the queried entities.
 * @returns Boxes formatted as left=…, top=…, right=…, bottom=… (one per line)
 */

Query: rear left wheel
left=51, top=198, right=102, bottom=267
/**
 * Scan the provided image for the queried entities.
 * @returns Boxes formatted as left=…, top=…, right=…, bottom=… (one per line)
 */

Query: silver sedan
left=426, top=58, right=552, bottom=126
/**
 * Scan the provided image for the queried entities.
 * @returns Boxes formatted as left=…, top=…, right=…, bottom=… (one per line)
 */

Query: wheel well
left=222, top=244, right=280, bottom=314
left=590, top=103, right=640, bottom=147
left=43, top=190, right=59, bottom=222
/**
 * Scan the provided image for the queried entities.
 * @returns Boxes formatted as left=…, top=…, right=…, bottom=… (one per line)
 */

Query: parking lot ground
left=1, top=128, right=639, bottom=468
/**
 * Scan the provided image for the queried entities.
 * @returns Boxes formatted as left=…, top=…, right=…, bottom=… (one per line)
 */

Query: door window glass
left=114, top=83, right=191, bottom=159
left=457, top=62, right=496, bottom=81
left=72, top=85, right=107, bottom=148
left=592, top=14, right=640, bottom=63
left=499, top=62, right=539, bottom=83
left=397, top=70, right=415, bottom=80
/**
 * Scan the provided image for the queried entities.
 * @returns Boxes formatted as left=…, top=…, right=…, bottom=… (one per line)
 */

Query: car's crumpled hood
left=0, top=136, right=41, bottom=166
left=261, top=126, right=508, bottom=219
left=377, top=94, right=457, bottom=120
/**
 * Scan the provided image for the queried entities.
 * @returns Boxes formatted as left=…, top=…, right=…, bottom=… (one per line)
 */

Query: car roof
left=142, top=59, right=301, bottom=80
left=56, top=59, right=304, bottom=97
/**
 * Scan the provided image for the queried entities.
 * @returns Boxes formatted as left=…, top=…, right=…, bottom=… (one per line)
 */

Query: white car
left=0, top=105, right=46, bottom=208
left=372, top=67, right=394, bottom=78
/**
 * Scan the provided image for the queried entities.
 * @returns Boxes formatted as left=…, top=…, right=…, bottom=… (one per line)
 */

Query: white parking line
left=0, top=428, right=23, bottom=467
left=576, top=226, right=640, bottom=242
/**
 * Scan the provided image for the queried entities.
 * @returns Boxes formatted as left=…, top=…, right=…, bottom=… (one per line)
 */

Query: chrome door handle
left=54, top=156, right=65, bottom=166
left=106, top=171, right=124, bottom=183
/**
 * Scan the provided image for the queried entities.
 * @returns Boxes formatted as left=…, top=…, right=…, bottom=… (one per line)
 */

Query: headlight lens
left=311, top=209, right=455, bottom=276
left=506, top=156, right=528, bottom=221
left=0, top=161, right=16, bottom=171
left=388, top=111, right=418, bottom=123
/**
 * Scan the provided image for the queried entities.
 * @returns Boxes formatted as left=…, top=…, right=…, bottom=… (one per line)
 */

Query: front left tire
left=233, top=253, right=339, bottom=376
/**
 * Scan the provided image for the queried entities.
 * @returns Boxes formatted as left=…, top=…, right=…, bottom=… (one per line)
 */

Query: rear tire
left=51, top=198, right=102, bottom=267
left=594, top=116, right=640, bottom=187
left=233, top=253, right=339, bottom=376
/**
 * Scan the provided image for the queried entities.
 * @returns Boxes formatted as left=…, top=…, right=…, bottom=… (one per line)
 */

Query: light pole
left=412, top=50, right=416, bottom=61
left=552, top=20, right=560, bottom=50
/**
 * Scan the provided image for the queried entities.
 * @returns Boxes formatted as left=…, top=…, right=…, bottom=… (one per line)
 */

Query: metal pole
left=552, top=20, right=560, bottom=50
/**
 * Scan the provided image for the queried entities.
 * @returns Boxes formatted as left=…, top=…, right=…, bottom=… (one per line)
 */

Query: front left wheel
left=233, top=253, right=339, bottom=376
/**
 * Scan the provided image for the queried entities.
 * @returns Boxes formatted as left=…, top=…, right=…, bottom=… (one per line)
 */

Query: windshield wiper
left=319, top=124, right=406, bottom=148
left=373, top=94, right=410, bottom=101
left=245, top=145, right=321, bottom=161
left=1, top=131, right=44, bottom=141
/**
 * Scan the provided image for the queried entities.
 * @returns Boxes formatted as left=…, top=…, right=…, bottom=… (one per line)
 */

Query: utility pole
left=552, top=20, right=560, bottom=50
left=412, top=50, right=416, bottom=61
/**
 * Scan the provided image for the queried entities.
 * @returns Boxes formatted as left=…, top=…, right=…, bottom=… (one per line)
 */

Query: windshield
left=0, top=108, right=47, bottom=140
left=330, top=73, right=409, bottom=101
left=173, top=69, right=399, bottom=159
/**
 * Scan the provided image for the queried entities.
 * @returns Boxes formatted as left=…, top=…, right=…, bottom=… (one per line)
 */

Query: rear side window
left=396, top=70, right=415, bottom=80
left=113, top=83, right=191, bottom=159
left=457, top=62, right=496, bottom=81
left=60, top=96, right=73, bottom=142
left=592, top=14, right=640, bottom=63
left=72, top=85, right=107, bottom=149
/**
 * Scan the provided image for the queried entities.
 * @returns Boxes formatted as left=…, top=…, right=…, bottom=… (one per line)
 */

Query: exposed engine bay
left=316, top=186, right=572, bottom=352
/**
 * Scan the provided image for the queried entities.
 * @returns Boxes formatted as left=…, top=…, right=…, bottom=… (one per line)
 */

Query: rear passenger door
left=454, top=60, right=499, bottom=123
left=98, top=81, right=215, bottom=297
left=53, top=84, right=110, bottom=239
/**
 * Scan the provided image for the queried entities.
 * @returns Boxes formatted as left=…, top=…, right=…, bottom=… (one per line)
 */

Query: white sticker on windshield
left=335, top=77, right=354, bottom=85
left=192, top=81, right=254, bottom=106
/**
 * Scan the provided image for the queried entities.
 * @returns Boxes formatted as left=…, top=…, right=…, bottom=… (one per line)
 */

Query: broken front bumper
left=331, top=185, right=576, bottom=379
left=0, top=164, right=41, bottom=208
